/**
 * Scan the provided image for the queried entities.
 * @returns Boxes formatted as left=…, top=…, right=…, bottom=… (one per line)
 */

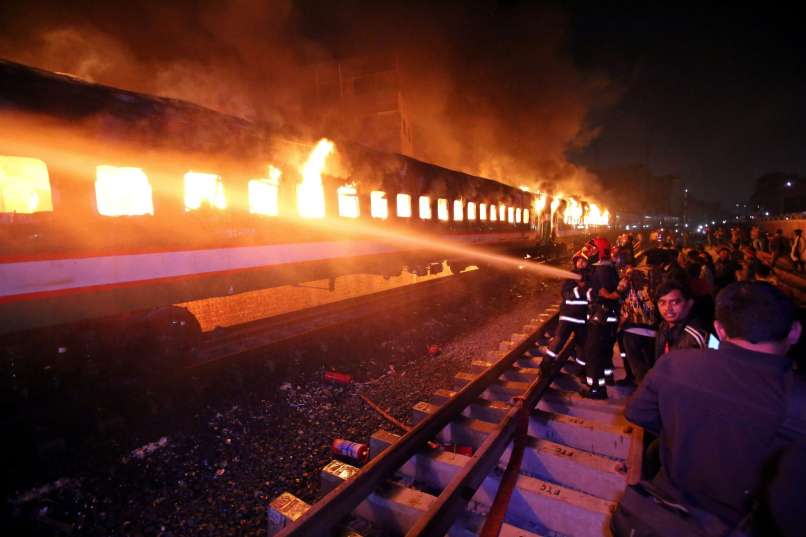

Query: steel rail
left=274, top=313, right=560, bottom=537
left=405, top=336, right=575, bottom=537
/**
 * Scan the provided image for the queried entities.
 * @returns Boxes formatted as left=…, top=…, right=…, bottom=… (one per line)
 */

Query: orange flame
left=0, top=155, right=53, bottom=214
left=248, top=165, right=281, bottom=216
left=298, top=138, right=333, bottom=219
left=95, top=165, right=154, bottom=216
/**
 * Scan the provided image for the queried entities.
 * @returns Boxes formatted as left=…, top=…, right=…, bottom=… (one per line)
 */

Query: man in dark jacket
left=654, top=280, right=709, bottom=360
left=622, top=282, right=805, bottom=533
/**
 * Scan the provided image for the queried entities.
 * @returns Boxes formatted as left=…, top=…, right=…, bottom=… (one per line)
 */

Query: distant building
left=305, top=54, right=414, bottom=155
left=593, top=164, right=684, bottom=224
left=749, top=172, right=806, bottom=215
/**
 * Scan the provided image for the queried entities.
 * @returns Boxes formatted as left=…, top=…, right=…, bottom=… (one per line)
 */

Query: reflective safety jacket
left=558, top=273, right=591, bottom=325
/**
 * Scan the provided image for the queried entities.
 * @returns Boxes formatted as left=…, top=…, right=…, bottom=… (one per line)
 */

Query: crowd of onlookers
left=540, top=227, right=805, bottom=537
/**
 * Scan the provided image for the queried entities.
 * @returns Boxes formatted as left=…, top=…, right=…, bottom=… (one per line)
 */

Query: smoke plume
left=0, top=0, right=614, bottom=200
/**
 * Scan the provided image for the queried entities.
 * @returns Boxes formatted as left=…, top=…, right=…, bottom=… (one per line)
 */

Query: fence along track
left=269, top=306, right=643, bottom=537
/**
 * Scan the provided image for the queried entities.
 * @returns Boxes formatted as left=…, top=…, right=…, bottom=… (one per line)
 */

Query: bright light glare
left=453, top=199, right=463, bottom=221
left=338, top=184, right=360, bottom=218
left=397, top=193, right=411, bottom=218
left=419, top=196, right=432, bottom=219
left=0, top=156, right=53, bottom=214
left=96, top=165, right=154, bottom=216
left=438, top=198, right=449, bottom=221
left=370, top=191, right=388, bottom=220
left=185, top=172, right=226, bottom=211
left=249, top=165, right=281, bottom=216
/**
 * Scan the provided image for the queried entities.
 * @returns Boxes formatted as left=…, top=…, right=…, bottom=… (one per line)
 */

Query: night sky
left=1, top=1, right=804, bottom=208
left=565, top=5, right=806, bottom=205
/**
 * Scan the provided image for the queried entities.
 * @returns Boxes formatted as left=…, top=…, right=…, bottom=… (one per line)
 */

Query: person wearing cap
left=535, top=251, right=590, bottom=369
left=581, top=237, right=621, bottom=399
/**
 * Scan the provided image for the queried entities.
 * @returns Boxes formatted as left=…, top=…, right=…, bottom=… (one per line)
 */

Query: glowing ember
left=298, top=138, right=333, bottom=219
left=0, top=156, right=53, bottom=214
left=419, top=196, right=432, bottom=219
left=480, top=203, right=488, bottom=220
left=249, top=165, right=281, bottom=216
left=95, top=165, right=154, bottom=216
left=453, top=199, right=463, bottom=221
left=467, top=201, right=477, bottom=220
left=437, top=198, right=449, bottom=221
left=396, top=193, right=412, bottom=218
left=185, top=171, right=226, bottom=211
left=338, top=184, right=360, bottom=218
left=370, top=191, right=388, bottom=219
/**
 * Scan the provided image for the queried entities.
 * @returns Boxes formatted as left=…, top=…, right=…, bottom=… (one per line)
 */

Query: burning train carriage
left=0, top=60, right=540, bottom=341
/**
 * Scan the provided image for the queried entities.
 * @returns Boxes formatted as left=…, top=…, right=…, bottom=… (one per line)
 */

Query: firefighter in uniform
left=582, top=237, right=621, bottom=399
left=537, top=251, right=591, bottom=368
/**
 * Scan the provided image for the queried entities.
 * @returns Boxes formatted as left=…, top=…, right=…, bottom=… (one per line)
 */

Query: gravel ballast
left=5, top=269, right=562, bottom=536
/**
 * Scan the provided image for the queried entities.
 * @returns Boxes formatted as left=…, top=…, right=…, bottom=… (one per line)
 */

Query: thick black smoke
left=0, top=0, right=615, bottom=198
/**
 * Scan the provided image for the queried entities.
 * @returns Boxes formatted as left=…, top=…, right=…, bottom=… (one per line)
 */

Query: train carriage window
left=453, top=200, right=463, bottom=221
left=0, top=156, right=53, bottom=214
left=185, top=172, right=226, bottom=211
left=516, top=208, right=522, bottom=224
left=396, top=193, right=412, bottom=218
left=370, top=191, right=388, bottom=220
left=498, top=205, right=505, bottom=222
left=467, top=202, right=477, bottom=220
left=95, top=165, right=154, bottom=216
left=490, top=204, right=497, bottom=222
left=249, top=166, right=282, bottom=216
left=507, top=206, right=515, bottom=224
left=523, top=209, right=529, bottom=224
left=437, top=198, right=449, bottom=222
left=338, top=184, right=360, bottom=218
left=479, top=203, right=487, bottom=221
left=418, top=196, right=432, bottom=219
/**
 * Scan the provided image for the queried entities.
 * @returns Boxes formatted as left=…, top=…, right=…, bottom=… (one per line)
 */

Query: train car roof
left=1, top=59, right=531, bottom=199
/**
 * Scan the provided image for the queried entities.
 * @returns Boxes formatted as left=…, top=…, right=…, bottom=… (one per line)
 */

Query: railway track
left=267, top=308, right=643, bottom=537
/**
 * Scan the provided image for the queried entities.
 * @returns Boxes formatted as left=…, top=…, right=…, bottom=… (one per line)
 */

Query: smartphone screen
left=707, top=333, right=720, bottom=350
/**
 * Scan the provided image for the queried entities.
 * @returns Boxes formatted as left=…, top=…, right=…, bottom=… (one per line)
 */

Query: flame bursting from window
left=370, top=191, right=388, bottom=219
left=0, top=156, right=53, bottom=214
left=185, top=171, right=226, bottom=211
left=563, top=197, right=583, bottom=226
left=397, top=193, right=412, bottom=218
left=338, top=183, right=360, bottom=218
left=419, top=196, right=432, bottom=219
left=584, top=203, right=610, bottom=226
left=249, top=165, right=281, bottom=216
left=96, top=165, right=154, bottom=216
left=298, top=138, right=333, bottom=219
left=437, top=198, right=449, bottom=221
